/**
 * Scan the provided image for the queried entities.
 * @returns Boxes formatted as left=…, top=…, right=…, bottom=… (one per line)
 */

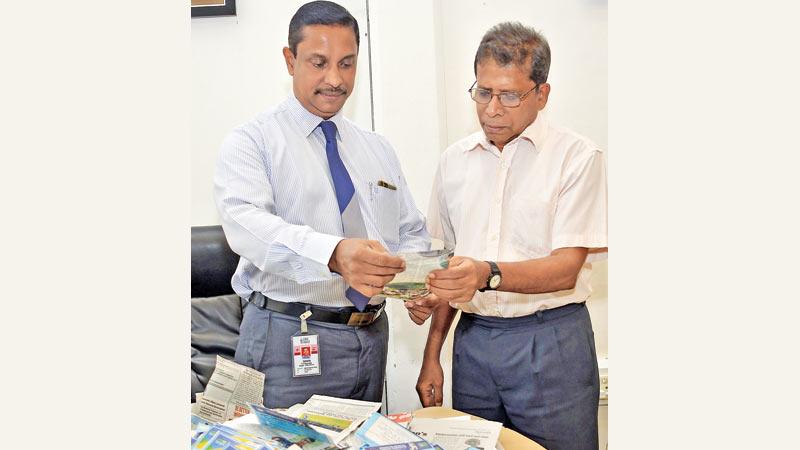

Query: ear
left=536, top=83, right=551, bottom=110
left=282, top=47, right=296, bottom=76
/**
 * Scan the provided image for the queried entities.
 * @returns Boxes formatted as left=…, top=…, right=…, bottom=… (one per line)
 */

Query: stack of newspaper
left=192, top=401, right=503, bottom=450
left=191, top=412, right=337, bottom=450
left=191, top=357, right=503, bottom=449
left=407, top=416, right=503, bottom=450
left=355, top=412, right=503, bottom=450
left=191, top=395, right=389, bottom=449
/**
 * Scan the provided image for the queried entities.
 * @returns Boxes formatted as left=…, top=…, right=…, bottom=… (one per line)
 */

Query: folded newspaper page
left=250, top=403, right=333, bottom=444
left=339, top=431, right=368, bottom=449
left=361, top=443, right=439, bottom=450
left=196, top=355, right=265, bottom=423
left=383, top=244, right=454, bottom=299
left=191, top=393, right=203, bottom=415
left=192, top=423, right=279, bottom=450
left=226, top=411, right=337, bottom=450
left=356, top=412, right=435, bottom=448
left=408, top=417, right=502, bottom=450
left=285, top=395, right=382, bottom=444
left=385, top=412, right=413, bottom=428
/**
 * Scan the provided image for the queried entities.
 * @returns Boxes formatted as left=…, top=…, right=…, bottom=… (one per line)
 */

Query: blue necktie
left=319, top=120, right=371, bottom=311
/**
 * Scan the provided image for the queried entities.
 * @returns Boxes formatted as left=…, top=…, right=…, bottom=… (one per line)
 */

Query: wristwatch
left=478, top=261, right=502, bottom=292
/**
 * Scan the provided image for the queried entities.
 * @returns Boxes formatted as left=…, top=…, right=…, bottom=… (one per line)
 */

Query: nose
left=323, top=65, right=344, bottom=88
left=485, top=94, right=504, bottom=117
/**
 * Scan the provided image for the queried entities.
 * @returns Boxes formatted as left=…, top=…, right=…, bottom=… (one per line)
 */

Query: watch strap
left=478, top=261, right=501, bottom=292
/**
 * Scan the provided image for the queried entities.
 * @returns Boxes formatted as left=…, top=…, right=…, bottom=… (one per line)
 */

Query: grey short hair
left=473, top=22, right=551, bottom=85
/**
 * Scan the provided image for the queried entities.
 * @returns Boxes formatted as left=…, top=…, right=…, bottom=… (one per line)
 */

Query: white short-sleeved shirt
left=427, top=112, right=608, bottom=317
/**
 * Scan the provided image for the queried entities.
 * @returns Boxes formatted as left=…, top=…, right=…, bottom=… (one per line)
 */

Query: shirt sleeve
left=551, top=148, right=608, bottom=260
left=214, top=127, right=343, bottom=284
left=426, top=161, right=456, bottom=246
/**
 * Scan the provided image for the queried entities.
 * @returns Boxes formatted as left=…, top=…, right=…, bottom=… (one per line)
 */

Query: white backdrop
left=191, top=1, right=607, bottom=434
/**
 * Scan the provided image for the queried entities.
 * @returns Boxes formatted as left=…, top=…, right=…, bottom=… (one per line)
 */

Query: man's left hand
left=426, top=256, right=489, bottom=303
left=403, top=295, right=441, bottom=325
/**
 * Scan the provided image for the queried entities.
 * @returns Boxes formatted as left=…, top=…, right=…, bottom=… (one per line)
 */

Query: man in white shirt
left=412, top=23, right=607, bottom=450
left=215, top=1, right=429, bottom=408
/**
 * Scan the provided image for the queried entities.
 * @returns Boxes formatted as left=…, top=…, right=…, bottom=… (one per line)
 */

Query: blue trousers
left=452, top=303, right=599, bottom=450
left=235, top=301, right=389, bottom=408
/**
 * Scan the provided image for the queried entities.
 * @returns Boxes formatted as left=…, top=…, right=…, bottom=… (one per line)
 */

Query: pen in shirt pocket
left=377, top=179, right=397, bottom=190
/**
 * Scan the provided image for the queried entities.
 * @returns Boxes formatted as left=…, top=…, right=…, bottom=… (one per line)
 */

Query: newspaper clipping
left=197, top=355, right=266, bottom=422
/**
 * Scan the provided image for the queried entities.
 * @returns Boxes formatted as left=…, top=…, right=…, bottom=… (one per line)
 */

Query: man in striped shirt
left=214, top=1, right=429, bottom=408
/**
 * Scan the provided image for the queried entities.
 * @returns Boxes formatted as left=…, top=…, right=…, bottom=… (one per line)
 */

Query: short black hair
left=288, top=1, right=360, bottom=56
left=474, top=22, right=551, bottom=85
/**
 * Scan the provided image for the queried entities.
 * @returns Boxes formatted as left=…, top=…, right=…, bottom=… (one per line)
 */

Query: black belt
left=248, top=292, right=386, bottom=327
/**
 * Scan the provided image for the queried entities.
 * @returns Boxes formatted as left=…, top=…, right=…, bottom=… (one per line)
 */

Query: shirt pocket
left=509, top=193, right=555, bottom=258
left=369, top=181, right=400, bottom=246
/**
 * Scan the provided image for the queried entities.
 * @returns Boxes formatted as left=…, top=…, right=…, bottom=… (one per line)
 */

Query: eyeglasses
left=468, top=81, right=539, bottom=108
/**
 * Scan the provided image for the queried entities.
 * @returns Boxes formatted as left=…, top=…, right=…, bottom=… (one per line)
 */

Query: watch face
left=489, top=274, right=501, bottom=289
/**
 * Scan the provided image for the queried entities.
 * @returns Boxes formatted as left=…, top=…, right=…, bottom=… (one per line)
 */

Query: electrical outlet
left=598, top=358, right=608, bottom=404
left=599, top=373, right=609, bottom=401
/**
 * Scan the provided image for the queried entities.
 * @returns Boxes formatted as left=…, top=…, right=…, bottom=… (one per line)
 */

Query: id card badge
left=292, top=311, right=321, bottom=377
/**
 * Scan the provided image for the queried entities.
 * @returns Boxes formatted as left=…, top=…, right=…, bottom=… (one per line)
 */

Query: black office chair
left=190, top=225, right=243, bottom=402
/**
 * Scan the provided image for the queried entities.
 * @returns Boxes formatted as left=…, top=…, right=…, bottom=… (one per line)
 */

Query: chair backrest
left=191, top=225, right=239, bottom=298
left=190, top=225, right=242, bottom=402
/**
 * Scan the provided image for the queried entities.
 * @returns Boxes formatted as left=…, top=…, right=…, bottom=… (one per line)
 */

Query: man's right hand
left=416, top=360, right=444, bottom=407
left=328, top=238, right=405, bottom=297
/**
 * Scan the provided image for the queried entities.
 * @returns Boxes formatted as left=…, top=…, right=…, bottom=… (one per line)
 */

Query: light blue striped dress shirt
left=214, top=95, right=430, bottom=307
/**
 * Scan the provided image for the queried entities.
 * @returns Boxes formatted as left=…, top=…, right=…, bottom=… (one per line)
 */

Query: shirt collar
left=285, top=94, right=346, bottom=139
left=464, top=110, right=549, bottom=153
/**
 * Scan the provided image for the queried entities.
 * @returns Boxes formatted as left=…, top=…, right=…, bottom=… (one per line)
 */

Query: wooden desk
left=413, top=407, right=545, bottom=450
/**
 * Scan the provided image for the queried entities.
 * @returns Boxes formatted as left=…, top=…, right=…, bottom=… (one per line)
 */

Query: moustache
left=315, top=87, right=347, bottom=96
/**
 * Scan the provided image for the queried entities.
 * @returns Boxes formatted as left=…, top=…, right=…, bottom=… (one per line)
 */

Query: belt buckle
left=347, top=311, right=375, bottom=327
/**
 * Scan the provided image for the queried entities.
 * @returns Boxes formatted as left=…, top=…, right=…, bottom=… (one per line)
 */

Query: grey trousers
left=452, top=303, right=599, bottom=450
left=234, top=301, right=389, bottom=408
